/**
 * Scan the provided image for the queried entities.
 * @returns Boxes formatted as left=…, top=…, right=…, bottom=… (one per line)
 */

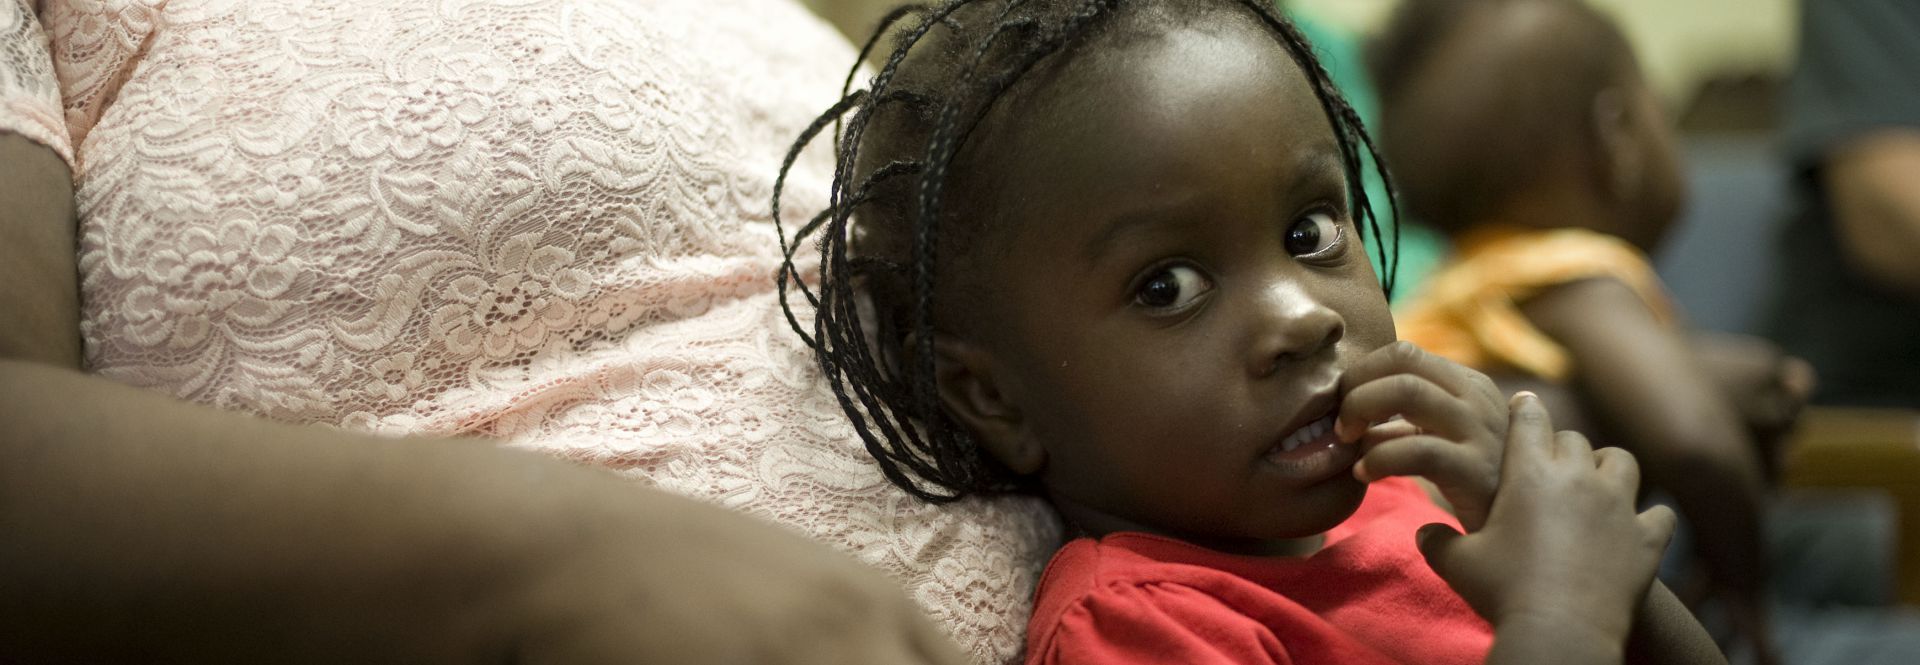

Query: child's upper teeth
left=1279, top=414, right=1334, bottom=453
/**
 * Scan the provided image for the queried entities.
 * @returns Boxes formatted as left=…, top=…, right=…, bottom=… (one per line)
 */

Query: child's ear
left=931, top=335, right=1046, bottom=475
left=1591, top=86, right=1642, bottom=204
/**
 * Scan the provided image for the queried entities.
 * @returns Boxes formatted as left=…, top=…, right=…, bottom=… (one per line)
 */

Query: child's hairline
left=848, top=0, right=1345, bottom=301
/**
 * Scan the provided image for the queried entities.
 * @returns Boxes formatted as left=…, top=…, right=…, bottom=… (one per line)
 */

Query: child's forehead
left=983, top=13, right=1313, bottom=148
left=844, top=0, right=1342, bottom=280
left=957, top=19, right=1340, bottom=257
left=974, top=16, right=1326, bottom=188
left=1033, top=5, right=1298, bottom=104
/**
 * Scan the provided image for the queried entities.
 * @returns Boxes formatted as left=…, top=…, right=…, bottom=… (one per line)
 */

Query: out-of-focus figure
left=1766, top=0, right=1920, bottom=408
left=1372, top=1, right=1799, bottom=661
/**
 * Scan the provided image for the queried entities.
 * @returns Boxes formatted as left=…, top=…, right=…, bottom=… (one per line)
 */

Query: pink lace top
left=0, top=0, right=1060, bottom=661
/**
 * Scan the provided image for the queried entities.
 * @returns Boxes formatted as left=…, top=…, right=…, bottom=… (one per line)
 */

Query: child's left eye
left=1133, top=264, right=1212, bottom=310
left=1283, top=211, right=1343, bottom=257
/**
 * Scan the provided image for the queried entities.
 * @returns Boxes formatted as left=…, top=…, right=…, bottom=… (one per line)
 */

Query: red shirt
left=1025, top=478, right=1494, bottom=664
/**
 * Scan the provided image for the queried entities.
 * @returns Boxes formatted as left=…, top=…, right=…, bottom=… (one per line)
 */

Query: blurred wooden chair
left=1782, top=407, right=1920, bottom=604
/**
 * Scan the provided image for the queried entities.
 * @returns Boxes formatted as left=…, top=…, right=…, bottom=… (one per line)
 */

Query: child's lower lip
left=1260, top=428, right=1353, bottom=480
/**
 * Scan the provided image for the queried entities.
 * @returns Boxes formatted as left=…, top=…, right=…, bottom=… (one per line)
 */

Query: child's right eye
left=1133, top=265, right=1212, bottom=310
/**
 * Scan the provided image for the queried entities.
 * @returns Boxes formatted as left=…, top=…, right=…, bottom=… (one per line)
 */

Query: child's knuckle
left=1387, top=340, right=1424, bottom=364
left=1389, top=374, right=1427, bottom=402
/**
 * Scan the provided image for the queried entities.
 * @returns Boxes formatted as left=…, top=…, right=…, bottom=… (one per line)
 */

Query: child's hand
left=1338, top=342, right=1507, bottom=531
left=1418, top=393, right=1677, bottom=642
left=1690, top=333, right=1815, bottom=429
left=1690, top=331, right=1816, bottom=479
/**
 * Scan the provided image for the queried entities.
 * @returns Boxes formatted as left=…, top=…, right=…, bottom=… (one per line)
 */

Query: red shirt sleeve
left=1032, top=581, right=1292, bottom=665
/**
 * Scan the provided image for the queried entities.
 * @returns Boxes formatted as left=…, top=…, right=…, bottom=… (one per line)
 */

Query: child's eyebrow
left=1285, top=150, right=1350, bottom=210
left=1079, top=147, right=1349, bottom=263
left=1080, top=192, right=1212, bottom=263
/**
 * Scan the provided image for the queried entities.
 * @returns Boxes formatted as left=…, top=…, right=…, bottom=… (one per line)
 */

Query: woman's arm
left=0, top=133, right=963, bottom=664
left=0, top=132, right=78, bottom=366
left=1, top=358, right=579, bottom=660
left=1625, top=581, right=1725, bottom=665
left=1826, top=130, right=1920, bottom=299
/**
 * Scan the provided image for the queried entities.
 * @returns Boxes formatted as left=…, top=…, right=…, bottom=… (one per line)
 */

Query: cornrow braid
left=773, top=0, right=1400, bottom=503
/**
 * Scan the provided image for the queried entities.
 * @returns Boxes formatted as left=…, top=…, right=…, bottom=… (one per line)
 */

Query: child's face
left=947, top=17, right=1397, bottom=550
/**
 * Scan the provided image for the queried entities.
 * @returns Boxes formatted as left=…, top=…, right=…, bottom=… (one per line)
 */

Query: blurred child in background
left=1371, top=1, right=1813, bottom=661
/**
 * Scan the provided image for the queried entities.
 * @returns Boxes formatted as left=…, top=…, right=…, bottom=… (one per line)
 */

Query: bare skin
left=1481, top=319, right=1809, bottom=457
left=1686, top=331, right=1814, bottom=479
left=0, top=134, right=966, bottom=662
left=1423, top=394, right=1683, bottom=665
left=919, top=14, right=1718, bottom=664
left=1825, top=129, right=1920, bottom=298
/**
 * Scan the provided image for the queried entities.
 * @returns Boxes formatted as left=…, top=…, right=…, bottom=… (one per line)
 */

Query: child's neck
left=1480, top=187, right=1615, bottom=238
left=1471, top=181, right=1662, bottom=252
left=1189, top=533, right=1327, bottom=558
left=1054, top=494, right=1329, bottom=558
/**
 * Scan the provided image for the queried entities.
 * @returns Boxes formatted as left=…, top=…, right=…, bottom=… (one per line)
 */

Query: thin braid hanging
left=1227, top=0, right=1403, bottom=295
left=772, top=0, right=1401, bottom=502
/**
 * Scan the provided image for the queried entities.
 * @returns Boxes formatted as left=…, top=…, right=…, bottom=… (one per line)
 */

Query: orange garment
left=1394, top=226, right=1675, bottom=381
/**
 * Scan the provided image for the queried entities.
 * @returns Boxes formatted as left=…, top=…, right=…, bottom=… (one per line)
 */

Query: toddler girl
left=775, top=1, right=1719, bottom=662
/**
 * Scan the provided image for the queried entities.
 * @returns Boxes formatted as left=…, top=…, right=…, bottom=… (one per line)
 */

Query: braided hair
left=773, top=0, right=1399, bottom=503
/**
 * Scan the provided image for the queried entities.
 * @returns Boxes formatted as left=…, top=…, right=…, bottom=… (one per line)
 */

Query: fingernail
left=1511, top=390, right=1537, bottom=405
left=1335, top=419, right=1355, bottom=443
left=1352, top=459, right=1370, bottom=482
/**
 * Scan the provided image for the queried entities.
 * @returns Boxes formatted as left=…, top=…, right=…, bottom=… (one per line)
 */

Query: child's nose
left=1248, top=282, right=1344, bottom=377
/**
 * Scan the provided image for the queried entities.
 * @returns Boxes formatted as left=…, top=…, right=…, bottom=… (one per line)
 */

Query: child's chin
left=1261, top=475, right=1369, bottom=538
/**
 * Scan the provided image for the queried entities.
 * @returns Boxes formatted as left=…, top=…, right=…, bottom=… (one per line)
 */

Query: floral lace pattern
left=2, top=0, right=1062, bottom=661
left=1, top=0, right=68, bottom=162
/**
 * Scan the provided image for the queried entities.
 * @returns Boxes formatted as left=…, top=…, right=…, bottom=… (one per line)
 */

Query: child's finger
left=1637, top=504, right=1678, bottom=553
left=1591, top=446, right=1641, bottom=492
left=1338, top=374, right=1481, bottom=443
left=1552, top=429, right=1594, bottom=461
left=1353, top=435, right=1491, bottom=488
left=1358, top=419, right=1422, bottom=447
left=1778, top=356, right=1817, bottom=403
left=1500, top=392, right=1555, bottom=474
left=1414, top=522, right=1469, bottom=582
left=1342, top=341, right=1503, bottom=405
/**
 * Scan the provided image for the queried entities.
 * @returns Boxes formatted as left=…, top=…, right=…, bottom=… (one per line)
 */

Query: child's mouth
left=1274, top=412, right=1336, bottom=454
left=1262, top=408, right=1353, bottom=479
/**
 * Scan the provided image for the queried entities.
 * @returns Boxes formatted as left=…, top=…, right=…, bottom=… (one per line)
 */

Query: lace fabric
left=1, top=0, right=1061, bottom=661
left=1, top=0, right=69, bottom=163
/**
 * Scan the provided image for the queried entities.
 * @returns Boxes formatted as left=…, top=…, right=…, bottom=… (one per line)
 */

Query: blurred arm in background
left=1824, top=129, right=1920, bottom=299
